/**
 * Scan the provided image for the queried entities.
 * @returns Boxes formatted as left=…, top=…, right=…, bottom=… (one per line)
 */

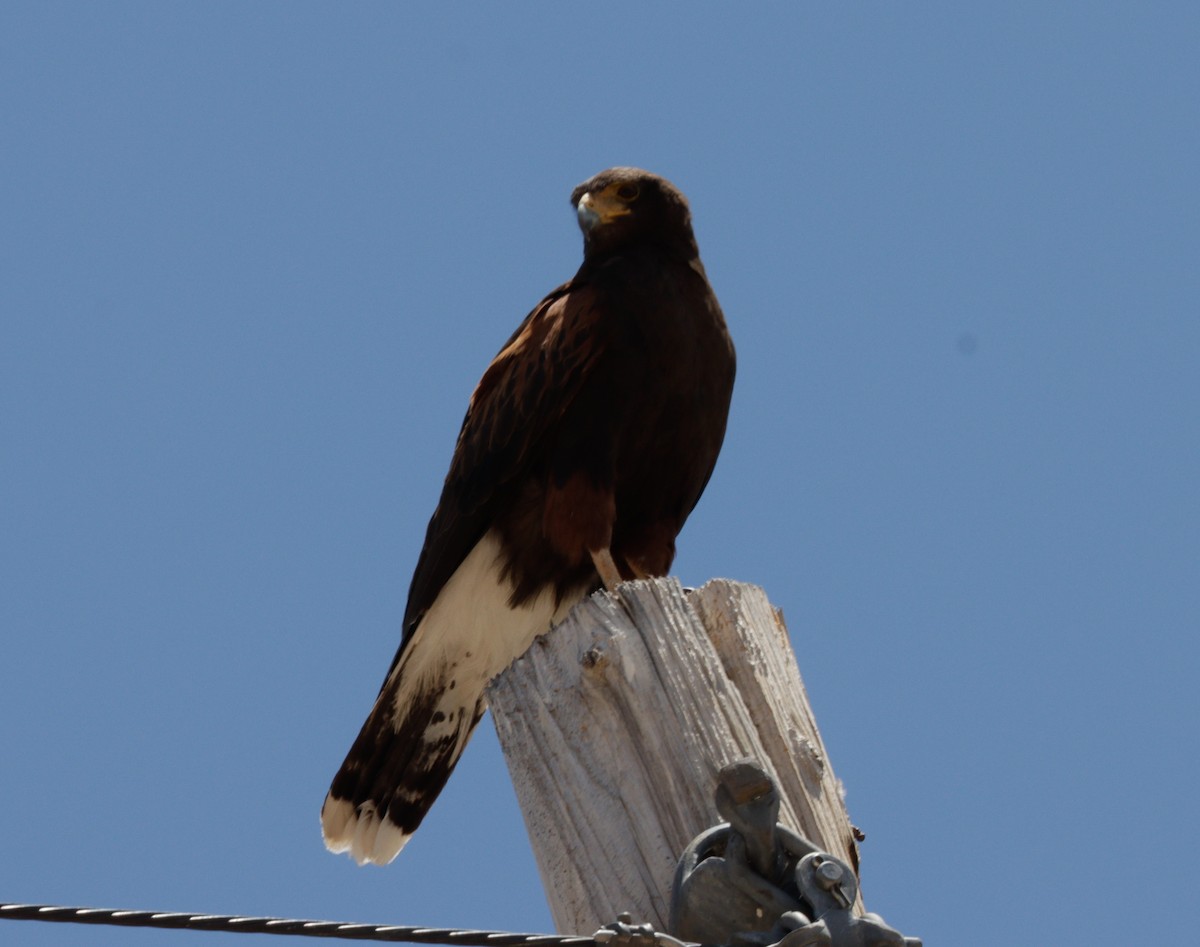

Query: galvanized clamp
left=659, top=760, right=920, bottom=947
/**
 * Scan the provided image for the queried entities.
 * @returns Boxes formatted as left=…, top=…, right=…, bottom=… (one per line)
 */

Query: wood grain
left=487, top=577, right=859, bottom=935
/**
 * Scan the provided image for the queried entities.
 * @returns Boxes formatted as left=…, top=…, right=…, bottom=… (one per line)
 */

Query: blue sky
left=2, top=4, right=1197, bottom=946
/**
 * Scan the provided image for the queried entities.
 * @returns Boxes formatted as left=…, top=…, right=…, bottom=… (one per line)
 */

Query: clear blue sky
left=2, top=4, right=1197, bottom=946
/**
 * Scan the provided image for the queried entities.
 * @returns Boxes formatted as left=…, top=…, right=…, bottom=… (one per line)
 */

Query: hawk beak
left=576, top=187, right=632, bottom=232
left=576, top=193, right=601, bottom=231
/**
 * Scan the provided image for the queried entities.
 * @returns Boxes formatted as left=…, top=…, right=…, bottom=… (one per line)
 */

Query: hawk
left=322, top=167, right=736, bottom=864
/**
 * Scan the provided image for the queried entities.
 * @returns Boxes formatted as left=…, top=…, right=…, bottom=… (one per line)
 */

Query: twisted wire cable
left=0, top=901, right=599, bottom=945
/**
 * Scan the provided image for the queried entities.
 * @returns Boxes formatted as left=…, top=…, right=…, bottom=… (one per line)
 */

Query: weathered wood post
left=487, top=577, right=861, bottom=935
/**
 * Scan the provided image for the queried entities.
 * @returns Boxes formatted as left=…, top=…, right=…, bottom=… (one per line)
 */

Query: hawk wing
left=397, top=276, right=607, bottom=654
left=322, top=278, right=613, bottom=864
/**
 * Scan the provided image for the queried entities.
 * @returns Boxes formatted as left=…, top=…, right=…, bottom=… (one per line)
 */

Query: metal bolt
left=815, top=860, right=844, bottom=889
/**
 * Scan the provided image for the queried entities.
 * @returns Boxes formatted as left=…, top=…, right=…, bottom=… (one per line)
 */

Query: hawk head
left=572, top=167, right=699, bottom=262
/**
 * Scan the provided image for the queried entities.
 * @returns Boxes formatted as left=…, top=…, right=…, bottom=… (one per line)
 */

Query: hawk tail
left=321, top=657, right=486, bottom=865
left=320, top=531, right=584, bottom=864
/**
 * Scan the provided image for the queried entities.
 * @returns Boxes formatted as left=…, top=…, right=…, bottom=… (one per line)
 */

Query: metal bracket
left=595, top=913, right=688, bottom=947
left=662, top=760, right=921, bottom=947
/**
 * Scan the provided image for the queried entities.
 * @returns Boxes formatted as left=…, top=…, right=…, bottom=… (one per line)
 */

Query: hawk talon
left=591, top=547, right=625, bottom=592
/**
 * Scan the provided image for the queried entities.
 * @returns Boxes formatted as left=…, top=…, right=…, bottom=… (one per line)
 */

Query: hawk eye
left=616, top=182, right=640, bottom=201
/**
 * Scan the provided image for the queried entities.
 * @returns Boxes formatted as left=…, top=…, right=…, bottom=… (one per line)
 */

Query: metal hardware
left=664, top=760, right=921, bottom=947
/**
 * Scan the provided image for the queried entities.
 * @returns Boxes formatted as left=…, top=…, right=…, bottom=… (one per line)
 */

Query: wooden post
left=487, top=577, right=861, bottom=936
